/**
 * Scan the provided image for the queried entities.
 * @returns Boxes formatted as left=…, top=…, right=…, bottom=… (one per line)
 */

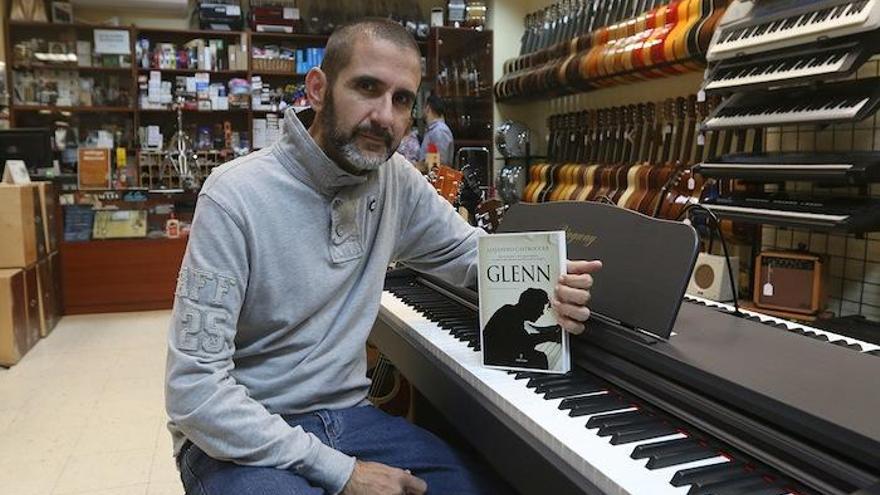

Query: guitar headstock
left=475, top=198, right=507, bottom=233
left=674, top=96, right=686, bottom=123
left=634, top=103, right=645, bottom=125
left=685, top=94, right=696, bottom=123
left=430, top=165, right=465, bottom=205
left=696, top=95, right=708, bottom=121
left=645, top=102, right=655, bottom=125
left=661, top=98, right=673, bottom=127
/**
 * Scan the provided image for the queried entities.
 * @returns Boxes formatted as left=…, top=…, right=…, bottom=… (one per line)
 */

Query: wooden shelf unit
left=6, top=23, right=492, bottom=316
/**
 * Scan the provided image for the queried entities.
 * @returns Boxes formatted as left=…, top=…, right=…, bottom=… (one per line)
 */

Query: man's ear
left=305, top=67, right=328, bottom=111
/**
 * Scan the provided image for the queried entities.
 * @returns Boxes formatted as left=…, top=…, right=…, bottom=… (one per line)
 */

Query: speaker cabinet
left=753, top=251, right=825, bottom=315
left=687, top=253, right=739, bottom=302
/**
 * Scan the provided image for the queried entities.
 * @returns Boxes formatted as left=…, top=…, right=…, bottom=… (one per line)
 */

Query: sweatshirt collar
left=273, top=107, right=369, bottom=197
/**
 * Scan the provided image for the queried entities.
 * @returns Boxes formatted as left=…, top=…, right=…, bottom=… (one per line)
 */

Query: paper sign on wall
left=78, top=148, right=112, bottom=190
left=2, top=160, right=31, bottom=184
left=94, top=29, right=130, bottom=55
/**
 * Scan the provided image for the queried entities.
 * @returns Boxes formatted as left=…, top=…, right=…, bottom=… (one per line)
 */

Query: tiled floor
left=0, top=310, right=183, bottom=495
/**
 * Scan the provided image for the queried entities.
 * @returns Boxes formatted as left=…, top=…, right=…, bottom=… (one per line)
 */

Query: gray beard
left=336, top=140, right=388, bottom=172
left=321, top=91, right=394, bottom=174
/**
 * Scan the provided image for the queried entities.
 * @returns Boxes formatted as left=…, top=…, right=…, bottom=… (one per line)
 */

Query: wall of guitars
left=494, top=0, right=880, bottom=325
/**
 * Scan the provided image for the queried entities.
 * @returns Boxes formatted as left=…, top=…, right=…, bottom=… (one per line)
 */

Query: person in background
left=418, top=94, right=455, bottom=167
left=396, top=123, right=421, bottom=166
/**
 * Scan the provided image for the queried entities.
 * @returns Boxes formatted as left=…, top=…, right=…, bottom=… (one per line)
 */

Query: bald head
left=321, top=18, right=421, bottom=88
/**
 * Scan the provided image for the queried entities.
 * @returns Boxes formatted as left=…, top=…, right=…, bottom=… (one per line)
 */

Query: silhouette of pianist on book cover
left=482, top=288, right=562, bottom=369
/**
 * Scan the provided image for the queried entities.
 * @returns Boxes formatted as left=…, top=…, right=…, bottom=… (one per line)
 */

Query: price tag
left=697, top=89, right=706, bottom=103
left=664, top=124, right=672, bottom=135
left=697, top=133, right=705, bottom=146
left=762, top=282, right=774, bottom=297
left=687, top=177, right=696, bottom=190
left=570, top=134, right=575, bottom=142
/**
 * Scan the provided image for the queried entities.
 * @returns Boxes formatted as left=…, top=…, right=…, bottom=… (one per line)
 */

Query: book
left=478, top=230, right=569, bottom=374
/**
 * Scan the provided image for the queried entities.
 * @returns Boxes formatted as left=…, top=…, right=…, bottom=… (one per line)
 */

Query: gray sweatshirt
left=165, top=109, right=482, bottom=494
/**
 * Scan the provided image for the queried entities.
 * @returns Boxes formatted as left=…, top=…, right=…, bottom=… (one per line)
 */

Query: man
left=482, top=288, right=561, bottom=369
left=395, top=123, right=421, bottom=164
left=165, top=18, right=602, bottom=495
left=418, top=94, right=455, bottom=167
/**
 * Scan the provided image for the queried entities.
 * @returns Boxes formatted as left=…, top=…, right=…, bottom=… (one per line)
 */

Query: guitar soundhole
left=367, top=366, right=398, bottom=400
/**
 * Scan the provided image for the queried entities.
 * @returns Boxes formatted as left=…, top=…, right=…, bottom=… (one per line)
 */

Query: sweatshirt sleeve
left=165, top=194, right=355, bottom=494
left=392, top=163, right=482, bottom=287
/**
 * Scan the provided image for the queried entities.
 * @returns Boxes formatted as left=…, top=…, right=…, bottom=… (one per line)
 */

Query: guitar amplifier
left=753, top=251, right=826, bottom=315
left=687, top=253, right=739, bottom=303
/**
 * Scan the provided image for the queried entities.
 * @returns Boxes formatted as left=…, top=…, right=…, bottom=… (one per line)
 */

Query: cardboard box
left=49, top=252, right=62, bottom=313
left=36, top=258, right=59, bottom=337
left=23, top=265, right=40, bottom=351
left=35, top=182, right=58, bottom=255
left=0, top=184, right=46, bottom=267
left=0, top=268, right=38, bottom=366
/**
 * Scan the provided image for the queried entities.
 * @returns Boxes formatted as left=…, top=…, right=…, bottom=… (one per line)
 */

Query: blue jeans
left=177, top=405, right=507, bottom=494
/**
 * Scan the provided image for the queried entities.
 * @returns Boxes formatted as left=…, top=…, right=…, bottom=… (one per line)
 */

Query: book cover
left=478, top=231, right=569, bottom=374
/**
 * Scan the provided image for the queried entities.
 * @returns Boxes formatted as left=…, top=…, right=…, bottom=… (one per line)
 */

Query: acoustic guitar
left=366, top=342, right=411, bottom=417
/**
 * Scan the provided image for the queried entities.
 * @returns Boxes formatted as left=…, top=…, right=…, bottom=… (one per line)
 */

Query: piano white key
left=710, top=0, right=877, bottom=59
left=683, top=294, right=880, bottom=353
left=704, top=97, right=869, bottom=128
left=382, top=291, right=729, bottom=494
left=705, top=55, right=848, bottom=91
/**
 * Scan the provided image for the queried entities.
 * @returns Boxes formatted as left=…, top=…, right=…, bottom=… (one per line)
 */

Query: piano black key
left=586, top=409, right=651, bottom=430
left=746, top=487, right=791, bottom=495
left=570, top=395, right=631, bottom=416
left=646, top=445, right=717, bottom=470
left=609, top=422, right=679, bottom=445
left=534, top=376, right=597, bottom=393
left=831, top=340, right=863, bottom=351
left=688, top=474, right=769, bottom=495
left=526, top=371, right=584, bottom=387
left=631, top=437, right=698, bottom=459
left=597, top=415, right=662, bottom=436
left=671, top=462, right=744, bottom=488
left=514, top=371, right=549, bottom=380
left=543, top=381, right=608, bottom=399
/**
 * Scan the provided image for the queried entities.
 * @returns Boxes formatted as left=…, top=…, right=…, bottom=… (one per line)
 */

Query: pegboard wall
left=499, top=60, right=880, bottom=320
left=759, top=58, right=880, bottom=320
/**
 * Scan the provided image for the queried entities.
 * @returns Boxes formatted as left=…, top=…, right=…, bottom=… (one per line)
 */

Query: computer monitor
left=0, top=128, right=54, bottom=176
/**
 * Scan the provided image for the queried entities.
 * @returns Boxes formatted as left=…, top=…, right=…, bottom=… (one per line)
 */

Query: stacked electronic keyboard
left=697, top=0, right=880, bottom=232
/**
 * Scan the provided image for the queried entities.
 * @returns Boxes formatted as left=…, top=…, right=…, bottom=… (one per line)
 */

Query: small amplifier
left=687, top=253, right=739, bottom=302
left=753, top=251, right=825, bottom=315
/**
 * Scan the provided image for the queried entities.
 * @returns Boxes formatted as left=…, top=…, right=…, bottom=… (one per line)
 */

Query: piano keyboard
left=705, top=95, right=869, bottom=128
left=693, top=151, right=880, bottom=183
left=701, top=193, right=880, bottom=232
left=684, top=294, right=880, bottom=357
left=702, top=77, right=880, bottom=130
left=708, top=0, right=878, bottom=61
left=381, top=280, right=805, bottom=495
left=704, top=42, right=861, bottom=93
